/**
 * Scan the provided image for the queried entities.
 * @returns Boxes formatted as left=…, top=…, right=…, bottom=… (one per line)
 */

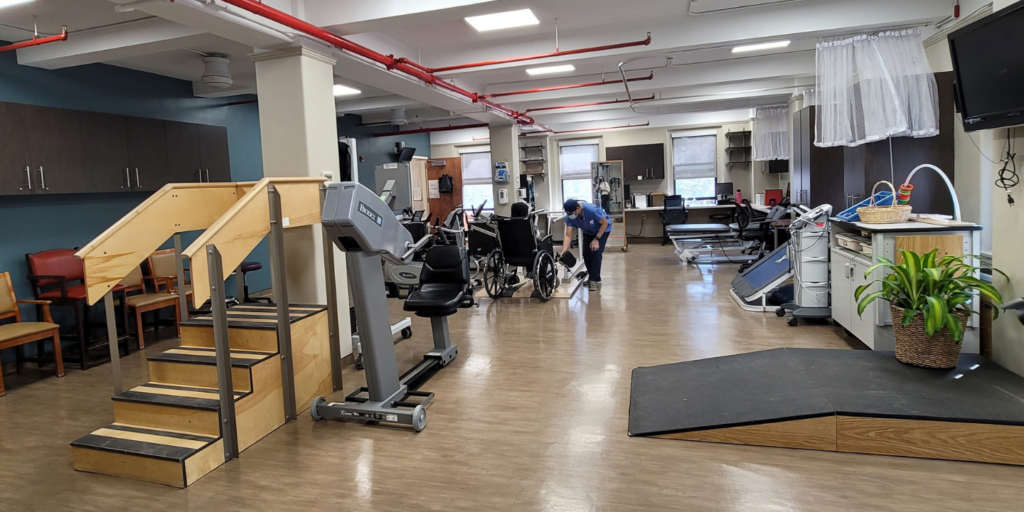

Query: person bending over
left=562, top=199, right=613, bottom=292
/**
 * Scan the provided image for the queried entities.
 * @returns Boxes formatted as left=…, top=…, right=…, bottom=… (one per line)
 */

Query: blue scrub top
left=566, top=202, right=613, bottom=236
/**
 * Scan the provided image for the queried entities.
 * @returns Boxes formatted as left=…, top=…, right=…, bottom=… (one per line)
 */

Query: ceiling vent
left=202, top=55, right=233, bottom=89
left=390, top=108, right=408, bottom=126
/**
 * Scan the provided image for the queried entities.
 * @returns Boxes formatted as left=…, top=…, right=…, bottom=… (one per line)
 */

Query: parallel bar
left=104, top=292, right=122, bottom=395
left=268, top=185, right=297, bottom=421
left=173, top=234, right=189, bottom=320
left=320, top=186, right=343, bottom=392
left=206, top=244, right=239, bottom=461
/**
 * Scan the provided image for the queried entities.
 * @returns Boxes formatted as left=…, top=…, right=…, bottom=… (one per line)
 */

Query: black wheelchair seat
left=404, top=244, right=471, bottom=317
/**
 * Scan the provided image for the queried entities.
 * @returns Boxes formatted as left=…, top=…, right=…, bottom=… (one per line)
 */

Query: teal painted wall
left=0, top=46, right=264, bottom=364
left=336, top=115, right=430, bottom=191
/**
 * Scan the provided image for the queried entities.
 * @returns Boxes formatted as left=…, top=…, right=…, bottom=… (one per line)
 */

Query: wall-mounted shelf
left=724, top=130, right=752, bottom=170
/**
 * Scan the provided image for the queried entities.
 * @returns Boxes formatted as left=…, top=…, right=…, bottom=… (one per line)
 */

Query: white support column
left=488, top=124, right=521, bottom=217
left=252, top=44, right=353, bottom=357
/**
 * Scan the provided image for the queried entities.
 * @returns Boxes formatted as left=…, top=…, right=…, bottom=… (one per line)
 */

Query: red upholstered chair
left=25, top=249, right=127, bottom=370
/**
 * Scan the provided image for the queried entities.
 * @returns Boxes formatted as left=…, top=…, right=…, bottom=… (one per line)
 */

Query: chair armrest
left=17, top=300, right=53, bottom=322
left=539, top=234, right=553, bottom=244
left=26, top=274, right=70, bottom=300
left=143, top=276, right=176, bottom=293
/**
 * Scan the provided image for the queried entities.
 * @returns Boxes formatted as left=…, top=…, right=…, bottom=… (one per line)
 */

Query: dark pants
left=582, top=230, right=610, bottom=282
left=601, top=194, right=611, bottom=213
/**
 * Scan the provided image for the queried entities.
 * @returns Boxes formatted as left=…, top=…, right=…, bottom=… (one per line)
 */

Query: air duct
left=202, top=55, right=233, bottom=89
left=389, top=108, right=408, bottom=126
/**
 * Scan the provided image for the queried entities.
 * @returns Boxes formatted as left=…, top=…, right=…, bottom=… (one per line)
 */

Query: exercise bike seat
left=404, top=245, right=471, bottom=317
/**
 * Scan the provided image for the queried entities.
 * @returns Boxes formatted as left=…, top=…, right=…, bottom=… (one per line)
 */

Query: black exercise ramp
left=629, top=348, right=1024, bottom=465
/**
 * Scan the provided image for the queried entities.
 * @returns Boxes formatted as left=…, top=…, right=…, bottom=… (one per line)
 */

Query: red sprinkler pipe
left=0, top=26, right=68, bottom=54
left=524, top=95, right=655, bottom=114
left=425, top=33, right=652, bottom=73
left=523, top=122, right=650, bottom=136
left=482, top=72, right=654, bottom=99
left=373, top=123, right=489, bottom=137
left=207, top=0, right=547, bottom=129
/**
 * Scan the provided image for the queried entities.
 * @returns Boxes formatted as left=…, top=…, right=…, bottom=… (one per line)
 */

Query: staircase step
left=72, top=424, right=224, bottom=488
left=112, top=383, right=248, bottom=411
left=147, top=347, right=275, bottom=368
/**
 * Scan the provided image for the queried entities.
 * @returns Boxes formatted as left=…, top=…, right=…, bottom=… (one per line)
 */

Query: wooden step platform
left=629, top=348, right=1024, bottom=466
left=72, top=303, right=333, bottom=487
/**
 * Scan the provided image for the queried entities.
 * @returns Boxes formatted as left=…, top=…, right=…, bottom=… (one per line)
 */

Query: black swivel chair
left=660, top=195, right=688, bottom=246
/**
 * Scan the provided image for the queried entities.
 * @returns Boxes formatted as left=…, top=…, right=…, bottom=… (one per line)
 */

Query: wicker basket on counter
left=857, top=181, right=912, bottom=224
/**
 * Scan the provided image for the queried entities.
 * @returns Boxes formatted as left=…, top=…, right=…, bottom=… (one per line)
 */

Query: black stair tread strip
left=147, top=350, right=272, bottom=368
left=132, top=382, right=245, bottom=398
left=112, top=390, right=222, bottom=411
left=180, top=304, right=327, bottom=329
left=72, top=434, right=201, bottom=463
left=165, top=347, right=275, bottom=357
left=104, top=424, right=219, bottom=443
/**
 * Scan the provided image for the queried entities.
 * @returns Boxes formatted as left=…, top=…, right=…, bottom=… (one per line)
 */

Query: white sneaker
left=588, top=280, right=598, bottom=291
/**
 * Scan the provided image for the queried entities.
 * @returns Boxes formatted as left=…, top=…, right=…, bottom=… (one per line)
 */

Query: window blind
left=559, top=144, right=598, bottom=180
left=672, top=135, right=717, bottom=180
left=461, top=152, right=492, bottom=184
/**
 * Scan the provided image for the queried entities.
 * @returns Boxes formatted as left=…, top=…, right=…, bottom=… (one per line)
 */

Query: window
left=672, top=133, right=717, bottom=202
left=460, top=149, right=493, bottom=212
left=559, top=142, right=599, bottom=203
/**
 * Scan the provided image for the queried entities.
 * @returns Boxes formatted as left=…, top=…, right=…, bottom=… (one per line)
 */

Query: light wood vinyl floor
left=2, top=244, right=1022, bottom=511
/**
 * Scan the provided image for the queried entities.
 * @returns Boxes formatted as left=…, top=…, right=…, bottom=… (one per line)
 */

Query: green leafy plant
left=854, top=249, right=1004, bottom=343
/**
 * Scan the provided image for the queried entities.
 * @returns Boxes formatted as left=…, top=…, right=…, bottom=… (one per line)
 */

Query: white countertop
left=830, top=218, right=981, bottom=232
left=624, top=204, right=733, bottom=212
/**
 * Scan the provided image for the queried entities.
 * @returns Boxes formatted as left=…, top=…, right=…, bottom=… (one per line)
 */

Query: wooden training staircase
left=70, top=178, right=334, bottom=488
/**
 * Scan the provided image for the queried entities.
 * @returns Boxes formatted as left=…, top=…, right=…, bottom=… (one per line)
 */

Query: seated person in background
left=562, top=199, right=612, bottom=292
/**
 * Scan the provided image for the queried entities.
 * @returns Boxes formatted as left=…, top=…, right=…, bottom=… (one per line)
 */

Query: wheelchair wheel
left=483, top=250, right=507, bottom=299
left=532, top=251, right=557, bottom=302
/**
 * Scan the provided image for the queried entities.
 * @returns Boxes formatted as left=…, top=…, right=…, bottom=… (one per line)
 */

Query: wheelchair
left=482, top=202, right=559, bottom=301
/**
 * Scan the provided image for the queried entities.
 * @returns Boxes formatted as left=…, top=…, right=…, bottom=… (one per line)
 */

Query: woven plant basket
left=891, top=305, right=968, bottom=369
left=858, top=181, right=912, bottom=224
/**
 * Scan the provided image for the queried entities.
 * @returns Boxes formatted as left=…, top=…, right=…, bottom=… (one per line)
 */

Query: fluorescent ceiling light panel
left=465, top=9, right=539, bottom=32
left=334, top=84, right=361, bottom=96
left=526, top=64, right=575, bottom=76
left=731, top=40, right=790, bottom=53
left=0, top=0, right=35, bottom=8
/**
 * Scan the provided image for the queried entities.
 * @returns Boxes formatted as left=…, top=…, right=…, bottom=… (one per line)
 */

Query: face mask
left=567, top=213, right=579, bottom=220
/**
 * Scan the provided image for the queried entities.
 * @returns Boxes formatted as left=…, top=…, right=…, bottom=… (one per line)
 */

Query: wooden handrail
left=76, top=182, right=254, bottom=305
left=183, top=177, right=326, bottom=306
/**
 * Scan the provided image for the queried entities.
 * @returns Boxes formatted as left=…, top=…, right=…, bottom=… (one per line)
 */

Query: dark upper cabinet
left=165, top=120, right=203, bottom=184
left=126, top=116, right=169, bottom=191
left=77, top=111, right=131, bottom=193
left=791, top=106, right=844, bottom=208
left=0, top=102, right=35, bottom=195
left=609, top=143, right=664, bottom=181
left=0, top=102, right=234, bottom=195
left=199, top=125, right=231, bottom=182
left=25, top=105, right=82, bottom=194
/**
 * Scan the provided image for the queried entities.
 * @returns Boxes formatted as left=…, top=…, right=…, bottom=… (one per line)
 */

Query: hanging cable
left=996, top=128, right=1019, bottom=206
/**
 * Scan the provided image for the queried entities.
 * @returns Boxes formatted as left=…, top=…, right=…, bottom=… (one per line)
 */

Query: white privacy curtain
left=814, top=28, right=939, bottom=147
left=752, top=105, right=789, bottom=160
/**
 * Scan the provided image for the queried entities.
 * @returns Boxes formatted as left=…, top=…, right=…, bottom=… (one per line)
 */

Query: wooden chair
left=117, top=266, right=180, bottom=349
left=147, top=249, right=192, bottom=313
left=0, top=271, right=64, bottom=397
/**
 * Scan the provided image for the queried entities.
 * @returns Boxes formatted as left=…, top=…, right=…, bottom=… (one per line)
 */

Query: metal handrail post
left=207, top=244, right=239, bottom=461
left=174, top=233, right=189, bottom=320
left=104, top=291, right=122, bottom=395
left=320, top=185, right=343, bottom=392
left=267, top=184, right=297, bottom=421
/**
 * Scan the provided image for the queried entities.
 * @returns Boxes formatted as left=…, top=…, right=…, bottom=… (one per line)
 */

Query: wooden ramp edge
left=183, top=177, right=326, bottom=306
left=651, top=415, right=1024, bottom=466
left=76, top=182, right=256, bottom=305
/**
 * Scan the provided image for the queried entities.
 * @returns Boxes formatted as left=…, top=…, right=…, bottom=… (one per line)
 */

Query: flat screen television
left=948, top=3, right=1024, bottom=132
left=398, top=146, right=416, bottom=162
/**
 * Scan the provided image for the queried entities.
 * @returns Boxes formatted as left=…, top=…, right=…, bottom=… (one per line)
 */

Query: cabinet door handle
left=135, top=168, right=141, bottom=188
left=205, top=169, right=210, bottom=182
left=198, top=168, right=204, bottom=183
left=124, top=168, right=131, bottom=189
left=38, top=166, right=47, bottom=190
left=23, top=166, right=31, bottom=190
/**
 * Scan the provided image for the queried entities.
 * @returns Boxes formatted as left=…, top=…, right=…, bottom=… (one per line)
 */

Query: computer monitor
left=398, top=147, right=416, bottom=162
left=716, top=182, right=733, bottom=198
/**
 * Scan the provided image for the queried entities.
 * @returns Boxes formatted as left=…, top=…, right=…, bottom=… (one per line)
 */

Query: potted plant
left=854, top=249, right=1004, bottom=369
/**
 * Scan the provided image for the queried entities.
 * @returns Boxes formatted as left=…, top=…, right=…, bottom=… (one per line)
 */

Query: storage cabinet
left=791, top=106, right=845, bottom=207
left=126, top=116, right=169, bottom=191
left=199, top=124, right=231, bottom=183
left=0, top=101, right=232, bottom=195
left=831, top=248, right=878, bottom=347
left=608, top=143, right=664, bottom=181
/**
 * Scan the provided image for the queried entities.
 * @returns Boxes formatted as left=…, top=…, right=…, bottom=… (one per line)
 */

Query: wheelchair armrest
left=539, top=234, right=553, bottom=244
